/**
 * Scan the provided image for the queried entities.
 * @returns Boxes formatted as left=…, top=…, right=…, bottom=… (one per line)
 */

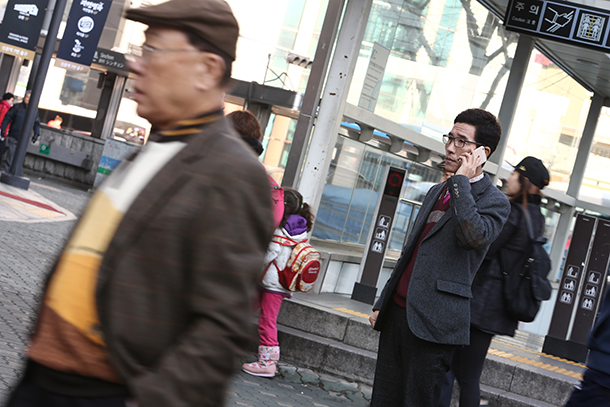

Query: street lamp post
left=1, top=0, right=68, bottom=190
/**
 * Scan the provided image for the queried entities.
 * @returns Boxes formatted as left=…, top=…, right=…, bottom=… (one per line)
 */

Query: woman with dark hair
left=242, top=187, right=315, bottom=378
left=439, top=156, right=550, bottom=407
left=226, top=110, right=264, bottom=155
left=227, top=109, right=284, bottom=227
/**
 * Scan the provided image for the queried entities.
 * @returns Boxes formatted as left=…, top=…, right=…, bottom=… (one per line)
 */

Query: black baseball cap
left=514, top=156, right=550, bottom=189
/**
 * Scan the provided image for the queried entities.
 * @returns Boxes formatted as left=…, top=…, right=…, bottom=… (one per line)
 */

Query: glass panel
left=505, top=50, right=590, bottom=193
left=312, top=134, right=441, bottom=245
left=402, top=161, right=441, bottom=201
left=540, top=207, right=560, bottom=257
left=283, top=0, right=307, bottom=29
left=388, top=201, right=414, bottom=251
left=260, top=114, right=296, bottom=183
left=579, top=106, right=610, bottom=205
left=313, top=137, right=366, bottom=241
left=277, top=29, right=298, bottom=50
left=348, top=0, right=517, bottom=138
left=342, top=147, right=383, bottom=243
left=260, top=114, right=277, bottom=162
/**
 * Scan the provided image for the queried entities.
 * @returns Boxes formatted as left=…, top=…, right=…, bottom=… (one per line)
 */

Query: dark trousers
left=4, top=137, right=17, bottom=172
left=0, top=137, right=6, bottom=169
left=371, top=301, right=456, bottom=407
left=565, top=368, right=610, bottom=407
left=6, top=375, right=129, bottom=407
left=438, top=325, right=494, bottom=407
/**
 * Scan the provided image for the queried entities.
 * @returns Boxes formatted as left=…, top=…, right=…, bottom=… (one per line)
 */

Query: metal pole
left=281, top=0, right=346, bottom=188
left=1, top=0, right=68, bottom=189
left=566, top=92, right=603, bottom=198
left=491, top=35, right=534, bottom=182
left=296, top=0, right=373, bottom=213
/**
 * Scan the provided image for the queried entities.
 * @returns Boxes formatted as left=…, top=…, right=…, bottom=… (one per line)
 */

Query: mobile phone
left=474, top=146, right=487, bottom=166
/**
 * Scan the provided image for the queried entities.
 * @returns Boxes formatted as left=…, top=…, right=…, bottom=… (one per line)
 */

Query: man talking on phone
left=368, top=108, right=510, bottom=407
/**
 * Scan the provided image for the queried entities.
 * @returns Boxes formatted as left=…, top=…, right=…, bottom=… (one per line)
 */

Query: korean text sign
left=0, top=0, right=49, bottom=59
left=56, top=0, right=112, bottom=67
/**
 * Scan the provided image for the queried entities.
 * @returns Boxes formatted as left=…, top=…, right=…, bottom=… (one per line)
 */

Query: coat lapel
left=423, top=174, right=491, bottom=241
left=403, top=182, right=445, bottom=253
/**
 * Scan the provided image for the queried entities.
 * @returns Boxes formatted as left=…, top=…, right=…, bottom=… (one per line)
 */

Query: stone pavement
left=228, top=366, right=371, bottom=407
left=0, top=173, right=372, bottom=406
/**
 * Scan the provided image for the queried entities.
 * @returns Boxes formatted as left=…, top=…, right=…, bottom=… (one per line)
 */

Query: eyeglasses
left=442, top=134, right=482, bottom=149
left=130, top=44, right=201, bottom=61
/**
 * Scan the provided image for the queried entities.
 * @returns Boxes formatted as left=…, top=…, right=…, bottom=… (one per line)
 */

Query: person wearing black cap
left=438, top=156, right=550, bottom=407
left=5, top=1, right=274, bottom=407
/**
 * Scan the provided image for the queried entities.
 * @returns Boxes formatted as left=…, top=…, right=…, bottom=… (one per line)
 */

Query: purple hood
left=284, top=214, right=308, bottom=236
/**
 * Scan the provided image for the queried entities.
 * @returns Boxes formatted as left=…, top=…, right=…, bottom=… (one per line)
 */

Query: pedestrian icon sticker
left=560, top=291, right=573, bottom=304
left=582, top=298, right=595, bottom=311
left=566, top=265, right=579, bottom=278
left=371, top=240, right=385, bottom=253
left=588, top=271, right=601, bottom=285
left=378, top=216, right=391, bottom=229
left=585, top=285, right=597, bottom=297
left=375, top=228, right=387, bottom=241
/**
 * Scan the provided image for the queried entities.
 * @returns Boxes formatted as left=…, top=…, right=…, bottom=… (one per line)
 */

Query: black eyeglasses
left=442, top=135, right=482, bottom=149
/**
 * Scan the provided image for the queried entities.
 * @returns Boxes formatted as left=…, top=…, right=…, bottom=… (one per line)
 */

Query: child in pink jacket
left=242, top=188, right=314, bottom=377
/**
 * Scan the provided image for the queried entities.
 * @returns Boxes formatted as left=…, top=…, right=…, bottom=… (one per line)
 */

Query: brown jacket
left=95, top=116, right=274, bottom=406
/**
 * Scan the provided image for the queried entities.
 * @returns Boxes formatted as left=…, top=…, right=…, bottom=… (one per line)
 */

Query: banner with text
left=0, top=0, right=49, bottom=60
left=55, top=0, right=112, bottom=73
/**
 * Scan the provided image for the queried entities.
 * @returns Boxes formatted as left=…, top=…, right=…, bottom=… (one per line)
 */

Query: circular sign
left=78, top=16, right=95, bottom=33
left=388, top=173, right=402, bottom=187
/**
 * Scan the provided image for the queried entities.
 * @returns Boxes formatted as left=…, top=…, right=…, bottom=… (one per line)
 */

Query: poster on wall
left=0, top=0, right=49, bottom=60
left=55, top=0, right=112, bottom=73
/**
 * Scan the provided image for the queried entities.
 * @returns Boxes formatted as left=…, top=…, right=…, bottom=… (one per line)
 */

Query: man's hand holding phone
left=455, top=146, right=486, bottom=179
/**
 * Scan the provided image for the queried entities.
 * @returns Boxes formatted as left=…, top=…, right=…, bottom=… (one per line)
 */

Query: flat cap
left=126, top=0, right=239, bottom=61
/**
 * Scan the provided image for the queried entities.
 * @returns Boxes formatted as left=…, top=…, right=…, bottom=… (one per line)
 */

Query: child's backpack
left=271, top=235, right=321, bottom=292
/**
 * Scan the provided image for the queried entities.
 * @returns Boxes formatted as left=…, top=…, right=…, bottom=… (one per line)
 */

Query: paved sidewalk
left=228, top=366, right=371, bottom=406
left=0, top=174, right=372, bottom=406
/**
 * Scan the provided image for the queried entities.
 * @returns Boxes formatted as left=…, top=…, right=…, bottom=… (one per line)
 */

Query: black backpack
left=501, top=205, right=552, bottom=322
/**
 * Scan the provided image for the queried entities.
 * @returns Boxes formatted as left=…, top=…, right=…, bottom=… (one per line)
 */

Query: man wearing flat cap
left=5, top=1, right=274, bottom=406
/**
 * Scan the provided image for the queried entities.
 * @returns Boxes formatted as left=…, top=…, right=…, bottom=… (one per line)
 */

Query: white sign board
left=358, top=42, right=390, bottom=112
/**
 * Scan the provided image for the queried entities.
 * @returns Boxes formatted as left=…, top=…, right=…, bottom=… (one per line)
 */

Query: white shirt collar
left=470, top=173, right=484, bottom=184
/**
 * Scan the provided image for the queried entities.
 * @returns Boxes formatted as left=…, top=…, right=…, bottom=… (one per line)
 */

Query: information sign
left=0, top=0, right=49, bottom=60
left=352, top=166, right=406, bottom=304
left=570, top=219, right=610, bottom=344
left=55, top=0, right=112, bottom=72
left=505, top=0, right=610, bottom=53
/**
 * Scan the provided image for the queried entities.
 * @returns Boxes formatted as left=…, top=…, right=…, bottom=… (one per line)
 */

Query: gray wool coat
left=373, top=173, right=510, bottom=346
